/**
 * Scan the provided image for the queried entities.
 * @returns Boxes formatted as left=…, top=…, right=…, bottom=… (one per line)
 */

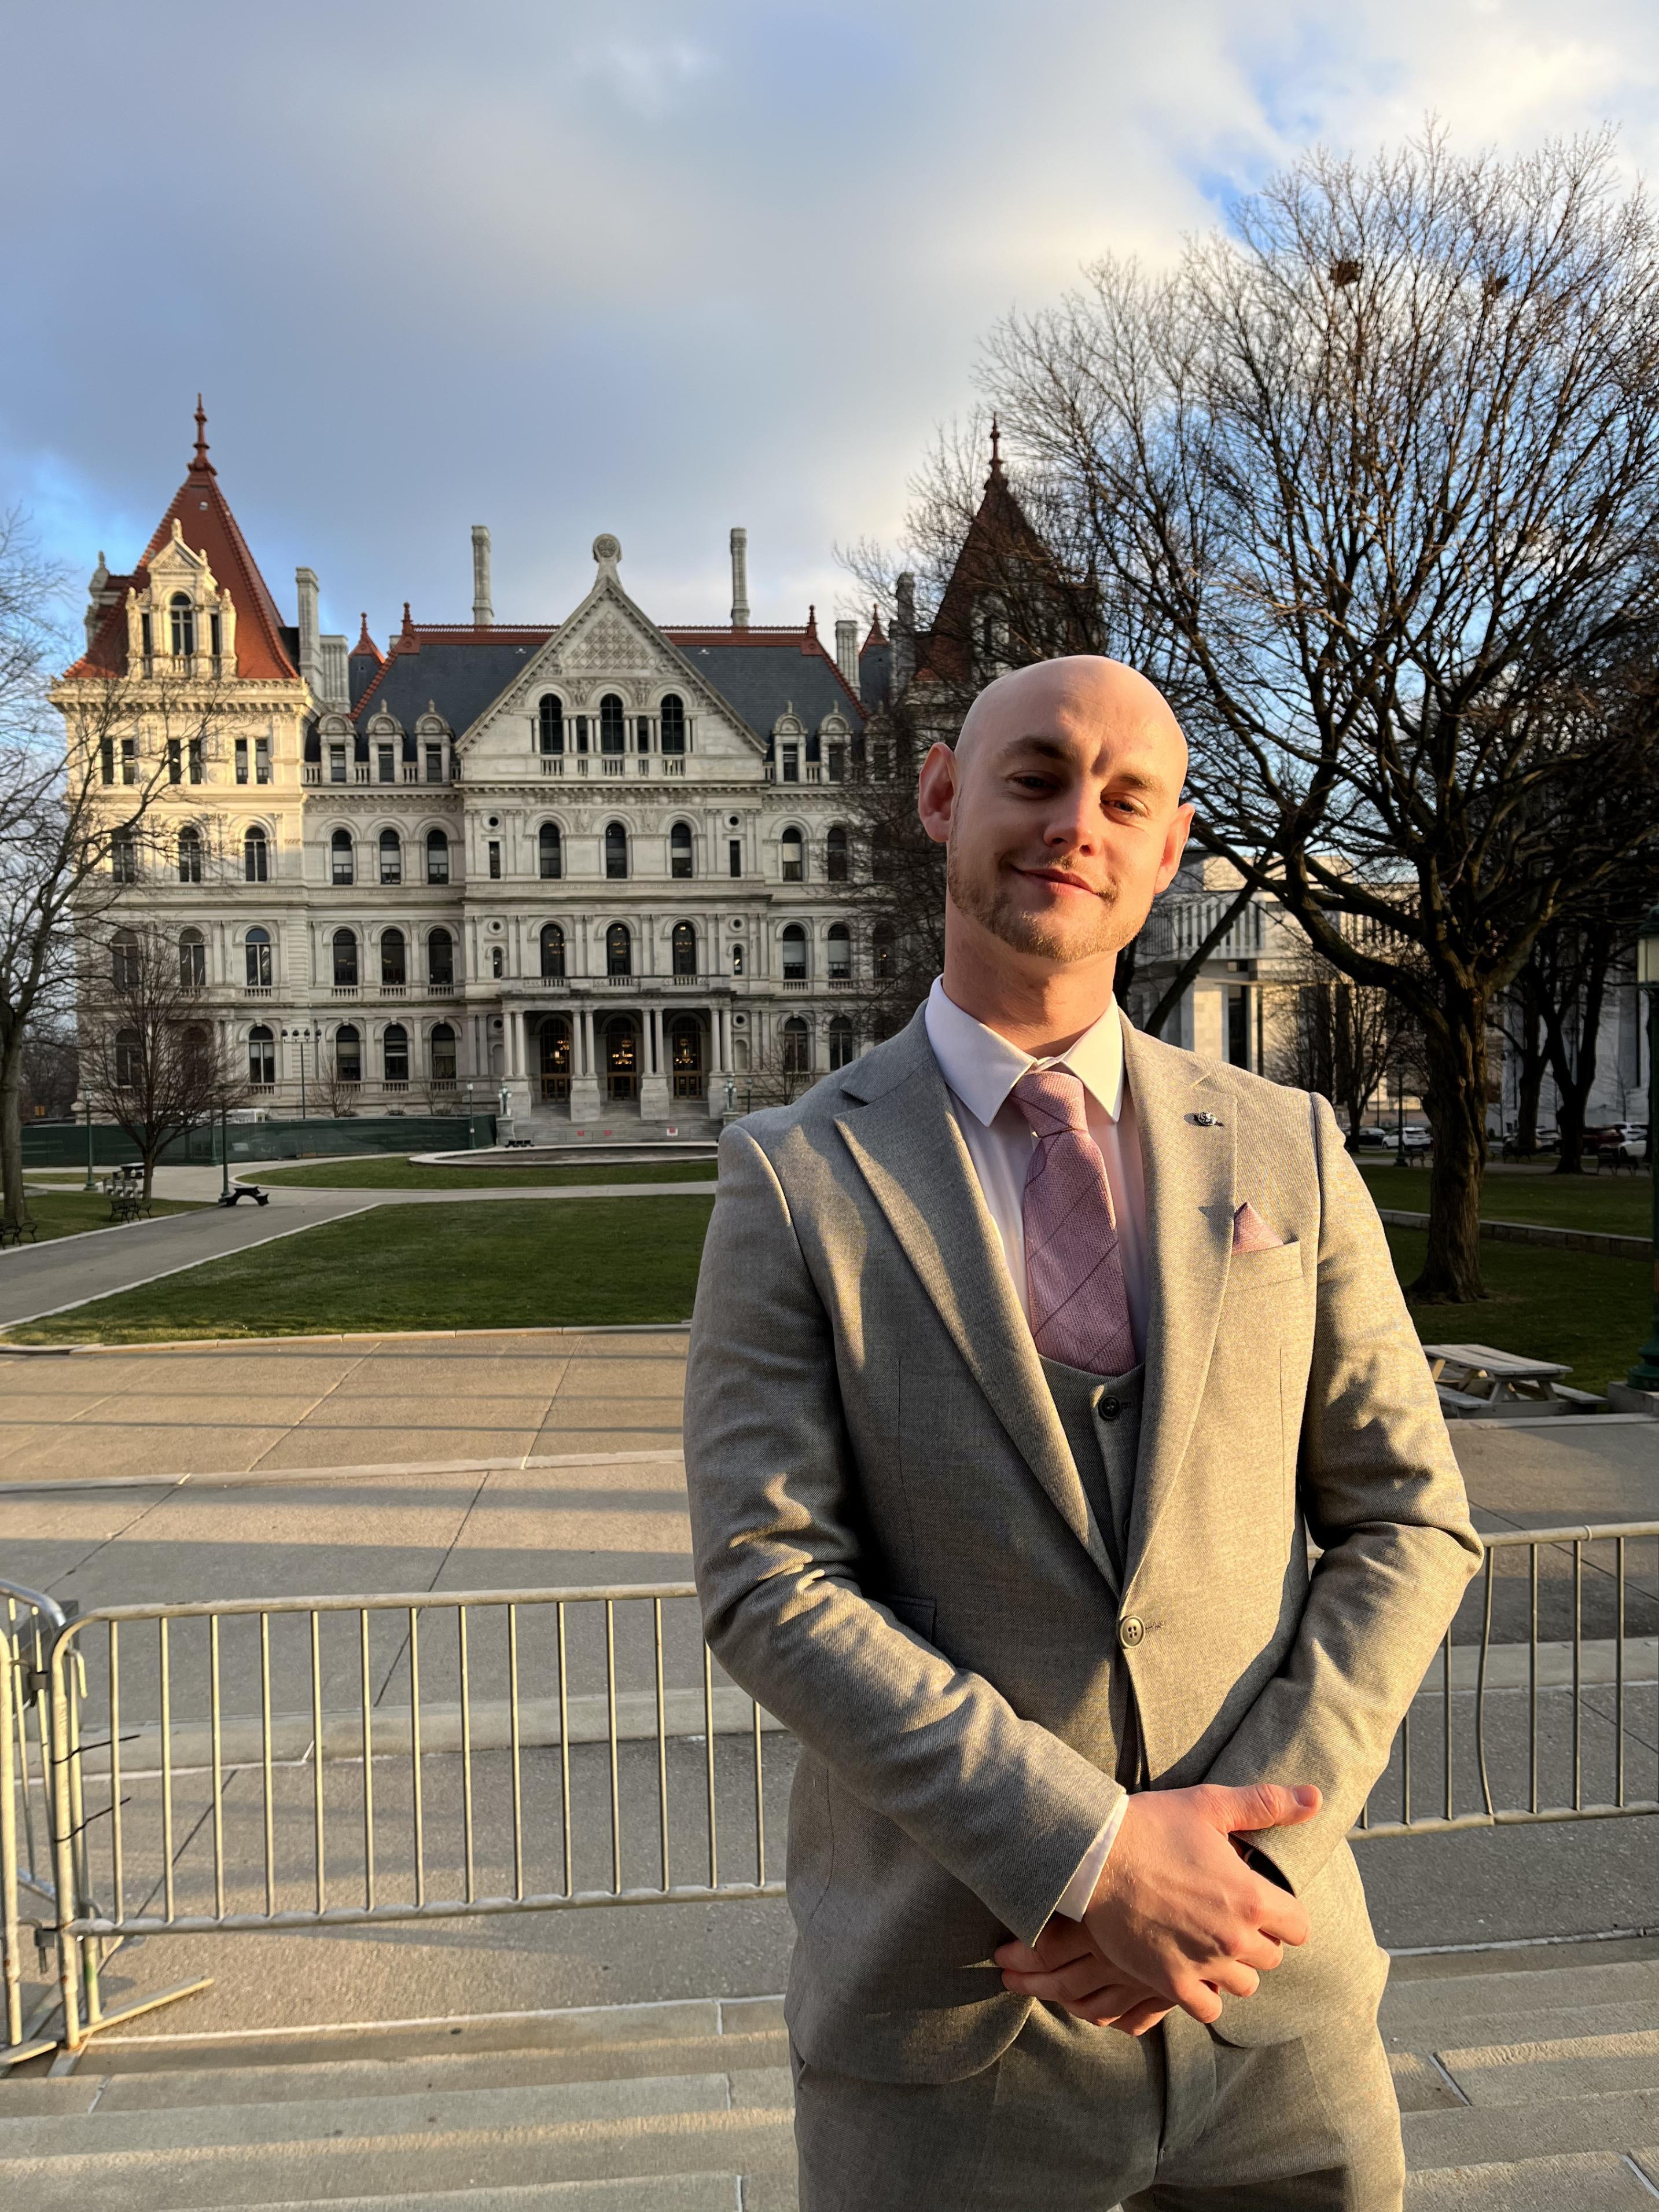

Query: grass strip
left=1386, top=1227, right=1650, bottom=1396
left=7, top=1191, right=205, bottom=1245
left=1362, top=1163, right=1651, bottom=1239
left=251, top=1156, right=718, bottom=1190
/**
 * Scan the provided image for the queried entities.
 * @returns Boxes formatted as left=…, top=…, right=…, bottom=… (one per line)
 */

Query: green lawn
left=1386, top=1226, right=1650, bottom=1395
left=252, top=1156, right=718, bottom=1190
left=7, top=1190, right=205, bottom=1244
left=5, top=1197, right=715, bottom=1344
left=1362, top=1163, right=1651, bottom=1239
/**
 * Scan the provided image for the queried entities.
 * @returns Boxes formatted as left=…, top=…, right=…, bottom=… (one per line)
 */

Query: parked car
left=1352, top=1126, right=1391, bottom=1149
left=1399, top=1126, right=1433, bottom=1153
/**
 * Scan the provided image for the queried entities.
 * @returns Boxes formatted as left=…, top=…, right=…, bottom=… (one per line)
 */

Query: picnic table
left=1423, top=1342, right=1602, bottom=1417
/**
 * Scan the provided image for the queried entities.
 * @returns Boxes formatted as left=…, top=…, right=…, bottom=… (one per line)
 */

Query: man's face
left=918, top=662, right=1194, bottom=969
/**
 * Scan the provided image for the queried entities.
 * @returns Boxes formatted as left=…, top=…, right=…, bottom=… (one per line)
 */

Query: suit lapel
left=1120, top=1022, right=1237, bottom=1590
left=835, top=1016, right=1113, bottom=1578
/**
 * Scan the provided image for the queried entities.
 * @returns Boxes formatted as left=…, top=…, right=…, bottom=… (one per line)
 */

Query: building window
left=781, top=745, right=800, bottom=784
left=827, top=923, right=851, bottom=980
left=538, top=695, right=564, bottom=754
left=114, top=1028, right=142, bottom=1089
left=244, top=927, right=273, bottom=989
left=731, top=942, right=745, bottom=977
left=111, top=828, right=137, bottom=882
left=826, top=744, right=844, bottom=784
left=248, top=1025, right=275, bottom=1085
left=254, top=736, right=270, bottom=784
left=189, top=736, right=205, bottom=784
left=377, top=742, right=395, bottom=784
left=169, top=593, right=194, bottom=658
left=491, top=945, right=505, bottom=979
left=426, top=829, right=450, bottom=884
left=430, top=1023, right=457, bottom=1083
left=243, top=827, right=268, bottom=883
left=333, top=1024, right=362, bottom=1084
left=729, top=838, right=742, bottom=879
left=606, top=921, right=631, bottom=977
left=121, top=737, right=138, bottom=785
left=111, top=929, right=140, bottom=989
left=671, top=920, right=697, bottom=977
left=872, top=922, right=895, bottom=980
left=660, top=694, right=686, bottom=756
left=781, top=924, right=808, bottom=981
left=382, top=1023, right=409, bottom=1083
left=379, top=828, right=402, bottom=885
left=168, top=737, right=183, bottom=785
left=605, top=822, right=628, bottom=879
left=670, top=821, right=693, bottom=879
left=781, top=827, right=804, bottom=883
left=1226, top=985, right=1250, bottom=1068
left=100, top=737, right=115, bottom=784
left=177, top=826, right=203, bottom=883
left=828, top=1015, right=854, bottom=1069
left=574, top=714, right=588, bottom=754
left=331, top=829, right=354, bottom=885
left=428, top=927, right=454, bottom=987
left=826, top=825, right=848, bottom=882
left=540, top=922, right=566, bottom=979
left=235, top=738, right=249, bottom=784
left=488, top=840, right=501, bottom=880
left=179, top=927, right=207, bottom=989
left=329, top=744, right=348, bottom=784
left=209, top=609, right=223, bottom=662
left=332, top=929, right=359, bottom=989
left=425, top=743, right=444, bottom=784
left=381, top=927, right=407, bottom=988
left=599, top=693, right=626, bottom=756
left=781, top=1016, right=811, bottom=1075
left=539, top=823, right=562, bottom=879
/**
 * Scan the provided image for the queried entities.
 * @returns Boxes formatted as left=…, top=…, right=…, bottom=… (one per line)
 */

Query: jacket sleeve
left=1206, top=1093, right=1483, bottom=1890
left=683, top=1121, right=1124, bottom=1946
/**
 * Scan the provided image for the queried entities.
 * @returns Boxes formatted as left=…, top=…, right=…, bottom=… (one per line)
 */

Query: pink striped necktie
left=1014, top=1067, right=1135, bottom=1375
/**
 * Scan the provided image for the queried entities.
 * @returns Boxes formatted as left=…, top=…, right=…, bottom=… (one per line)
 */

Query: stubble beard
left=946, top=843, right=1125, bottom=964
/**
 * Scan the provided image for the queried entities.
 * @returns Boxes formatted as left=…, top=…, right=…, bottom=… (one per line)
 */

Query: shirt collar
left=924, top=976, right=1126, bottom=1131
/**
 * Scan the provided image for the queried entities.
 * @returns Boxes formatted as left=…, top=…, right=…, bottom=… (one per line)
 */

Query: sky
left=5, top=0, right=1658, bottom=653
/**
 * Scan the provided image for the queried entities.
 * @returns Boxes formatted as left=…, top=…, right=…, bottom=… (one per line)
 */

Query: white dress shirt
left=923, top=976, right=1143, bottom=1915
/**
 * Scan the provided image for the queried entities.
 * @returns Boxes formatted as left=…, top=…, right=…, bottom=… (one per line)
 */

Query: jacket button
left=1097, top=1397, right=1121, bottom=1423
left=1119, top=1616, right=1145, bottom=1647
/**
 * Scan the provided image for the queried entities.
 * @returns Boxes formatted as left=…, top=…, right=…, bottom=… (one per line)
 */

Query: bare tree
left=1268, top=951, right=1422, bottom=1149
left=80, top=920, right=247, bottom=1196
left=985, top=128, right=1659, bottom=1298
left=315, top=1051, right=362, bottom=1119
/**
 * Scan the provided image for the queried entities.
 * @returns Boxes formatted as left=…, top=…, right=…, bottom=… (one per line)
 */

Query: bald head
left=955, top=656, right=1189, bottom=787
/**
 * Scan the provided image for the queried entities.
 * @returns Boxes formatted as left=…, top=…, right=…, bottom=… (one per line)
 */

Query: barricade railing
left=4, top=1522, right=1655, bottom=2061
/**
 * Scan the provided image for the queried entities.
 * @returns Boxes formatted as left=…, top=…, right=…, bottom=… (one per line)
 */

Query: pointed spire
left=352, top=612, right=382, bottom=663
left=190, top=394, right=216, bottom=476
left=862, top=601, right=886, bottom=649
left=987, top=414, right=1003, bottom=480
left=805, top=604, right=818, bottom=640
left=399, top=601, right=415, bottom=644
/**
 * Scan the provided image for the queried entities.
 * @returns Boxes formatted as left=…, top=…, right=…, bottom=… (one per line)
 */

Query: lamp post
left=83, top=1092, right=97, bottom=1192
left=1626, top=900, right=1659, bottom=1391
left=282, top=1025, right=321, bottom=1120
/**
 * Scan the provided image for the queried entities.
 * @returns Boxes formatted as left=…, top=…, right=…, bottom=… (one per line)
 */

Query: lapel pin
left=1187, top=1111, right=1222, bottom=1127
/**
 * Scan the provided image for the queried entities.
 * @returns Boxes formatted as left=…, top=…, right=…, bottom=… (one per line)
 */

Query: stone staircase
left=0, top=1943, right=1654, bottom=2210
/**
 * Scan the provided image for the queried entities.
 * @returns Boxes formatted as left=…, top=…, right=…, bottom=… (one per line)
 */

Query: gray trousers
left=792, top=1998, right=1404, bottom=2211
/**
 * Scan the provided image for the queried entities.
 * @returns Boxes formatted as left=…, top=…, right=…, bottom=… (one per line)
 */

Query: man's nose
left=1043, top=791, right=1099, bottom=851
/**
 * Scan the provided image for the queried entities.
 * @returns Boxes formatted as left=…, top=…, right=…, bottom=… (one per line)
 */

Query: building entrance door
left=669, top=1015, right=704, bottom=1099
left=540, top=1017, right=571, bottom=1103
left=604, top=1016, right=639, bottom=1101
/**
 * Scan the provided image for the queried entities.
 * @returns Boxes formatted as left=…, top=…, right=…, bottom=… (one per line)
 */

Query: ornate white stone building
left=61, top=409, right=892, bottom=1134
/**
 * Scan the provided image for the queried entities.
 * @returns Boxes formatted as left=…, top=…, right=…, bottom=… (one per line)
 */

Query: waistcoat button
left=1097, top=1397, right=1121, bottom=1423
left=1119, top=1616, right=1145, bottom=1647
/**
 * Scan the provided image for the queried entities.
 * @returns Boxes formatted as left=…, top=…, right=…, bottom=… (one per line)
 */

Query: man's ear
left=1154, top=802, right=1196, bottom=893
left=917, top=743, right=959, bottom=848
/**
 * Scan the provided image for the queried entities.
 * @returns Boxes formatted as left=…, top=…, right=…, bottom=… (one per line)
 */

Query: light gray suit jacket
left=683, top=1009, right=1480, bottom=2083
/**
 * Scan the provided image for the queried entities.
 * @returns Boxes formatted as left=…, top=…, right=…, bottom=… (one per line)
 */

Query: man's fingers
left=994, top=1927, right=1094, bottom=1976
left=1000, top=1954, right=1138, bottom=2005
left=1230, top=1929, right=1285, bottom=1975
left=1104, top=1998, right=1174, bottom=2038
left=1255, top=1891, right=1311, bottom=1950
left=1209, top=1780, right=1322, bottom=1834
left=1200, top=1959, right=1259, bottom=2001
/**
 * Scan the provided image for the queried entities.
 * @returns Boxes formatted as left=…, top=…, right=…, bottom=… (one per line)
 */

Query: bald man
left=685, top=658, right=1478, bottom=2208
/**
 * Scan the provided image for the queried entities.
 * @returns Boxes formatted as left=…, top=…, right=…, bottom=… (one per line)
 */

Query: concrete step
left=1382, top=1956, right=1659, bottom=2038
left=1407, top=2149, right=1659, bottom=2209
left=1438, top=2028, right=1659, bottom=2107
left=1404, top=2087, right=1659, bottom=2170
left=199, top=2185, right=744, bottom=2212
left=1385, top=1995, right=1659, bottom=2064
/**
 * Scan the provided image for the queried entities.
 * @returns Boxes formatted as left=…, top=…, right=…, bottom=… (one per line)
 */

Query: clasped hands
left=995, top=1781, right=1322, bottom=2038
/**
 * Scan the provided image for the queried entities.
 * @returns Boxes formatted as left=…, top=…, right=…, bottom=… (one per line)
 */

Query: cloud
left=576, top=35, right=718, bottom=116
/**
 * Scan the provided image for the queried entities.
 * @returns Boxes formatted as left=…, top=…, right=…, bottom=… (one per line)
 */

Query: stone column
left=641, top=1000, right=671, bottom=1123
left=571, top=1002, right=602, bottom=1119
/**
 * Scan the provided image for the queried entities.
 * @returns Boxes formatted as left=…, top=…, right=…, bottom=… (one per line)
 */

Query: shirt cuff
left=1053, top=1794, right=1129, bottom=1921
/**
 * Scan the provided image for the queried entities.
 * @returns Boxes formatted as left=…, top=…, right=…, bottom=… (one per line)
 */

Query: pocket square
left=1232, top=1201, right=1285, bottom=1253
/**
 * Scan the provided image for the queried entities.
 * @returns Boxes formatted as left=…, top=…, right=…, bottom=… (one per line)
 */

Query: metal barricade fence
left=2, top=1581, right=70, bottom=2065
left=3, top=1521, right=1656, bottom=2063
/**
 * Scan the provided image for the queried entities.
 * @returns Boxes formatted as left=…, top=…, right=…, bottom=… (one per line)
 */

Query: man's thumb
left=1217, top=1781, right=1322, bottom=1832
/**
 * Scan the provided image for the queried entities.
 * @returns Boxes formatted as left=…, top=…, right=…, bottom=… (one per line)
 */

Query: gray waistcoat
left=1040, top=1353, right=1147, bottom=1792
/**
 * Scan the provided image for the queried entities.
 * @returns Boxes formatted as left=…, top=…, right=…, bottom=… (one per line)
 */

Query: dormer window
left=169, top=593, right=195, bottom=658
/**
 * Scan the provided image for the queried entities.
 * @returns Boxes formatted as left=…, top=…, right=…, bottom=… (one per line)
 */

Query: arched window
left=781, top=923, right=808, bottom=981
left=330, top=828, right=354, bottom=885
left=378, top=828, right=402, bottom=885
left=244, top=926, right=271, bottom=989
left=781, top=826, right=804, bottom=883
left=871, top=921, right=895, bottom=979
left=538, top=695, right=565, bottom=754
left=660, top=694, right=686, bottom=756
left=382, top=1023, right=409, bottom=1083
left=168, top=592, right=194, bottom=658
left=670, top=821, right=693, bottom=879
left=111, top=928, right=140, bottom=989
left=671, top=920, right=697, bottom=977
left=332, top=928, right=359, bottom=990
left=606, top=921, right=631, bottom=977
left=425, top=828, right=450, bottom=885
left=826, top=825, right=849, bottom=883
left=669, top=1013, right=703, bottom=1096
left=604, top=821, right=628, bottom=880
left=179, top=927, right=207, bottom=989
left=539, top=823, right=562, bottom=880
left=333, top=1023, right=362, bottom=1083
left=248, top=1025, right=275, bottom=1085
left=178, top=826, right=203, bottom=884
left=540, top=923, right=566, bottom=979
left=599, top=693, right=626, bottom=756
left=380, top=927, right=407, bottom=988
left=429, top=1023, right=458, bottom=1084
left=428, top=927, right=454, bottom=987
left=827, top=1015, right=855, bottom=1070
left=115, top=1028, right=142, bottom=1089
left=827, top=923, right=851, bottom=980
left=243, top=826, right=268, bottom=883
left=781, top=1016, right=811, bottom=1075
left=111, top=827, right=137, bottom=882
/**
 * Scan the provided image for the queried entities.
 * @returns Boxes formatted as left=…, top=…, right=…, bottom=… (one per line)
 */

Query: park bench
left=0, top=1214, right=39, bottom=1248
left=218, top=1183, right=270, bottom=1206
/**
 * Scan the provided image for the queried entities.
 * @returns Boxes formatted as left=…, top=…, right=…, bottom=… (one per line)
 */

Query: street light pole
left=1625, top=899, right=1659, bottom=1391
left=83, top=1091, right=96, bottom=1193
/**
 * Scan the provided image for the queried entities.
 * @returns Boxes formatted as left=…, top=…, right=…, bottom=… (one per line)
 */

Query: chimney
left=471, top=526, right=494, bottom=627
left=730, top=527, right=750, bottom=629
left=834, top=618, right=858, bottom=688
left=295, top=567, right=321, bottom=693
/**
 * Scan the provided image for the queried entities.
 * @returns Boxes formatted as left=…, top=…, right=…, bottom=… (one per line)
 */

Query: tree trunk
left=1546, top=928, right=1612, bottom=1178
left=1414, top=1007, right=1489, bottom=1303
left=1512, top=968, right=1548, bottom=1155
left=0, top=1030, right=25, bottom=1232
